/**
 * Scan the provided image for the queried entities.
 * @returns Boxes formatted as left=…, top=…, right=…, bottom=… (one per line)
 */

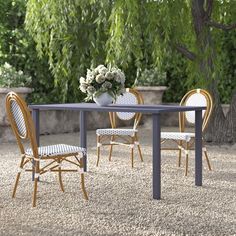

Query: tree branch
left=207, top=20, right=236, bottom=30
left=175, top=44, right=196, bottom=61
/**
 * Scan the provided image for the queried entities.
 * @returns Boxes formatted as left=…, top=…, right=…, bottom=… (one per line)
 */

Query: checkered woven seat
left=161, top=132, right=195, bottom=142
left=25, top=144, right=86, bottom=158
left=96, top=128, right=137, bottom=136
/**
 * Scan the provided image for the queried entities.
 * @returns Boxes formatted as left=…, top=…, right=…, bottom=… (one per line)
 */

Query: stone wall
left=39, top=110, right=111, bottom=134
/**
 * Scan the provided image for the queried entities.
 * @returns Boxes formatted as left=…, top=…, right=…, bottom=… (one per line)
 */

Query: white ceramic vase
left=93, top=92, right=114, bottom=106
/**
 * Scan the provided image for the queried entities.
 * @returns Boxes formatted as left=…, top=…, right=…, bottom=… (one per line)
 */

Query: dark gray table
left=29, top=103, right=205, bottom=200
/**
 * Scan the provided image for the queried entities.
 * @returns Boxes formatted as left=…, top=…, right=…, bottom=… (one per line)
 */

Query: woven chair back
left=6, top=92, right=38, bottom=156
left=179, top=89, right=213, bottom=132
left=109, top=88, right=144, bottom=129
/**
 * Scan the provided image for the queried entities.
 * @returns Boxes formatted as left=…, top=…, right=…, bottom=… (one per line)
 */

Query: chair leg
left=58, top=159, right=65, bottom=192
left=96, top=135, right=101, bottom=167
left=80, top=156, right=88, bottom=200
left=137, top=144, right=143, bottom=162
left=178, top=141, right=182, bottom=167
left=80, top=173, right=88, bottom=200
left=12, top=172, right=21, bottom=198
left=12, top=156, right=25, bottom=198
left=108, top=145, right=113, bottom=161
left=204, top=148, right=212, bottom=171
left=131, top=147, right=134, bottom=168
left=131, top=137, right=135, bottom=168
left=135, top=134, right=143, bottom=162
left=185, top=142, right=189, bottom=176
left=109, top=135, right=115, bottom=161
left=178, top=149, right=182, bottom=167
left=32, top=160, right=40, bottom=207
left=32, top=176, right=38, bottom=207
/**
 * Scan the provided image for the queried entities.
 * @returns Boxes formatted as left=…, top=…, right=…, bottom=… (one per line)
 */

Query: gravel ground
left=0, top=127, right=236, bottom=236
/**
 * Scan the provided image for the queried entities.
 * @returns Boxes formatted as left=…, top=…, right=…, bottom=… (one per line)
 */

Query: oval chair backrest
left=110, top=88, right=144, bottom=129
left=5, top=92, right=38, bottom=156
left=116, top=92, right=138, bottom=120
left=10, top=99, right=27, bottom=138
left=180, top=89, right=213, bottom=131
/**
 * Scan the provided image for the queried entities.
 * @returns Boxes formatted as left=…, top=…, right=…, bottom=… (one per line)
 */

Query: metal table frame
left=29, top=103, right=205, bottom=200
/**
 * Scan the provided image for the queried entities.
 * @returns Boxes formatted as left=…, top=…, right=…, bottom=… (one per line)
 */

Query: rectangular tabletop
left=29, top=102, right=206, bottom=113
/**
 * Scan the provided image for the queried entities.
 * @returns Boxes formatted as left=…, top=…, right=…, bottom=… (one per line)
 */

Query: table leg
left=152, top=113, right=161, bottom=199
left=31, top=109, right=39, bottom=181
left=32, top=109, right=40, bottom=146
left=80, top=111, right=87, bottom=172
left=195, top=110, right=202, bottom=186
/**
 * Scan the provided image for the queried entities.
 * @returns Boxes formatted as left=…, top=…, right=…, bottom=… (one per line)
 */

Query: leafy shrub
left=135, top=68, right=167, bottom=86
left=0, top=0, right=54, bottom=103
left=0, top=62, right=31, bottom=87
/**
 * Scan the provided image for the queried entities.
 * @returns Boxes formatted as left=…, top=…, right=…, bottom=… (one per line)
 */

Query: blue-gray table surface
left=29, top=103, right=206, bottom=113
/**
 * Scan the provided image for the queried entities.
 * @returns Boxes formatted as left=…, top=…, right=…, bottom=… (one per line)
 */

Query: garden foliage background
left=0, top=0, right=235, bottom=104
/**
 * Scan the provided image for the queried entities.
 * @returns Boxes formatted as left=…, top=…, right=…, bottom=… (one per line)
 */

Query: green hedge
left=0, top=0, right=57, bottom=103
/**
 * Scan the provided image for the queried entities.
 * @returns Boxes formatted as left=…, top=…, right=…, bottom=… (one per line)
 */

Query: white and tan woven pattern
left=116, top=92, right=138, bottom=120
left=10, top=100, right=27, bottom=137
left=161, top=132, right=195, bottom=142
left=96, top=128, right=137, bottom=136
left=25, top=144, right=86, bottom=158
left=185, top=93, right=207, bottom=124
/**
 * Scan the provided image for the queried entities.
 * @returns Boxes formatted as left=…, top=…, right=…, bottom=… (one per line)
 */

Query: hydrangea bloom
left=79, top=64, right=126, bottom=101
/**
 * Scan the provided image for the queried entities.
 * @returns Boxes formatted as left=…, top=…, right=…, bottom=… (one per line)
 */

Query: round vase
left=93, top=92, right=114, bottom=106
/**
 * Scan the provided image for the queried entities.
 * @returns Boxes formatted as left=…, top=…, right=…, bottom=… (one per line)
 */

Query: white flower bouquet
left=79, top=65, right=126, bottom=101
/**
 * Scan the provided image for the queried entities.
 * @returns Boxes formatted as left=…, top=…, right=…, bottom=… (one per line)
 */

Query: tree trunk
left=191, top=0, right=235, bottom=144
left=226, top=90, right=236, bottom=143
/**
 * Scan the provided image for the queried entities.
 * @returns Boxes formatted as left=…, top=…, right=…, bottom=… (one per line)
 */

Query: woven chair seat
left=161, top=132, right=195, bottom=142
left=25, top=144, right=86, bottom=158
left=96, top=128, right=137, bottom=136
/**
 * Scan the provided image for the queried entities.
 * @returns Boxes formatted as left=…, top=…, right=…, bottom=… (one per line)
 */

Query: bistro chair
left=161, top=88, right=213, bottom=176
left=96, top=88, right=144, bottom=168
left=6, top=92, right=88, bottom=207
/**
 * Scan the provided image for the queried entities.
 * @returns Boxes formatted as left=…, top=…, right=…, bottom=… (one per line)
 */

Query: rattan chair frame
left=96, top=88, right=144, bottom=168
left=6, top=92, right=88, bottom=207
left=161, top=88, right=213, bottom=176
